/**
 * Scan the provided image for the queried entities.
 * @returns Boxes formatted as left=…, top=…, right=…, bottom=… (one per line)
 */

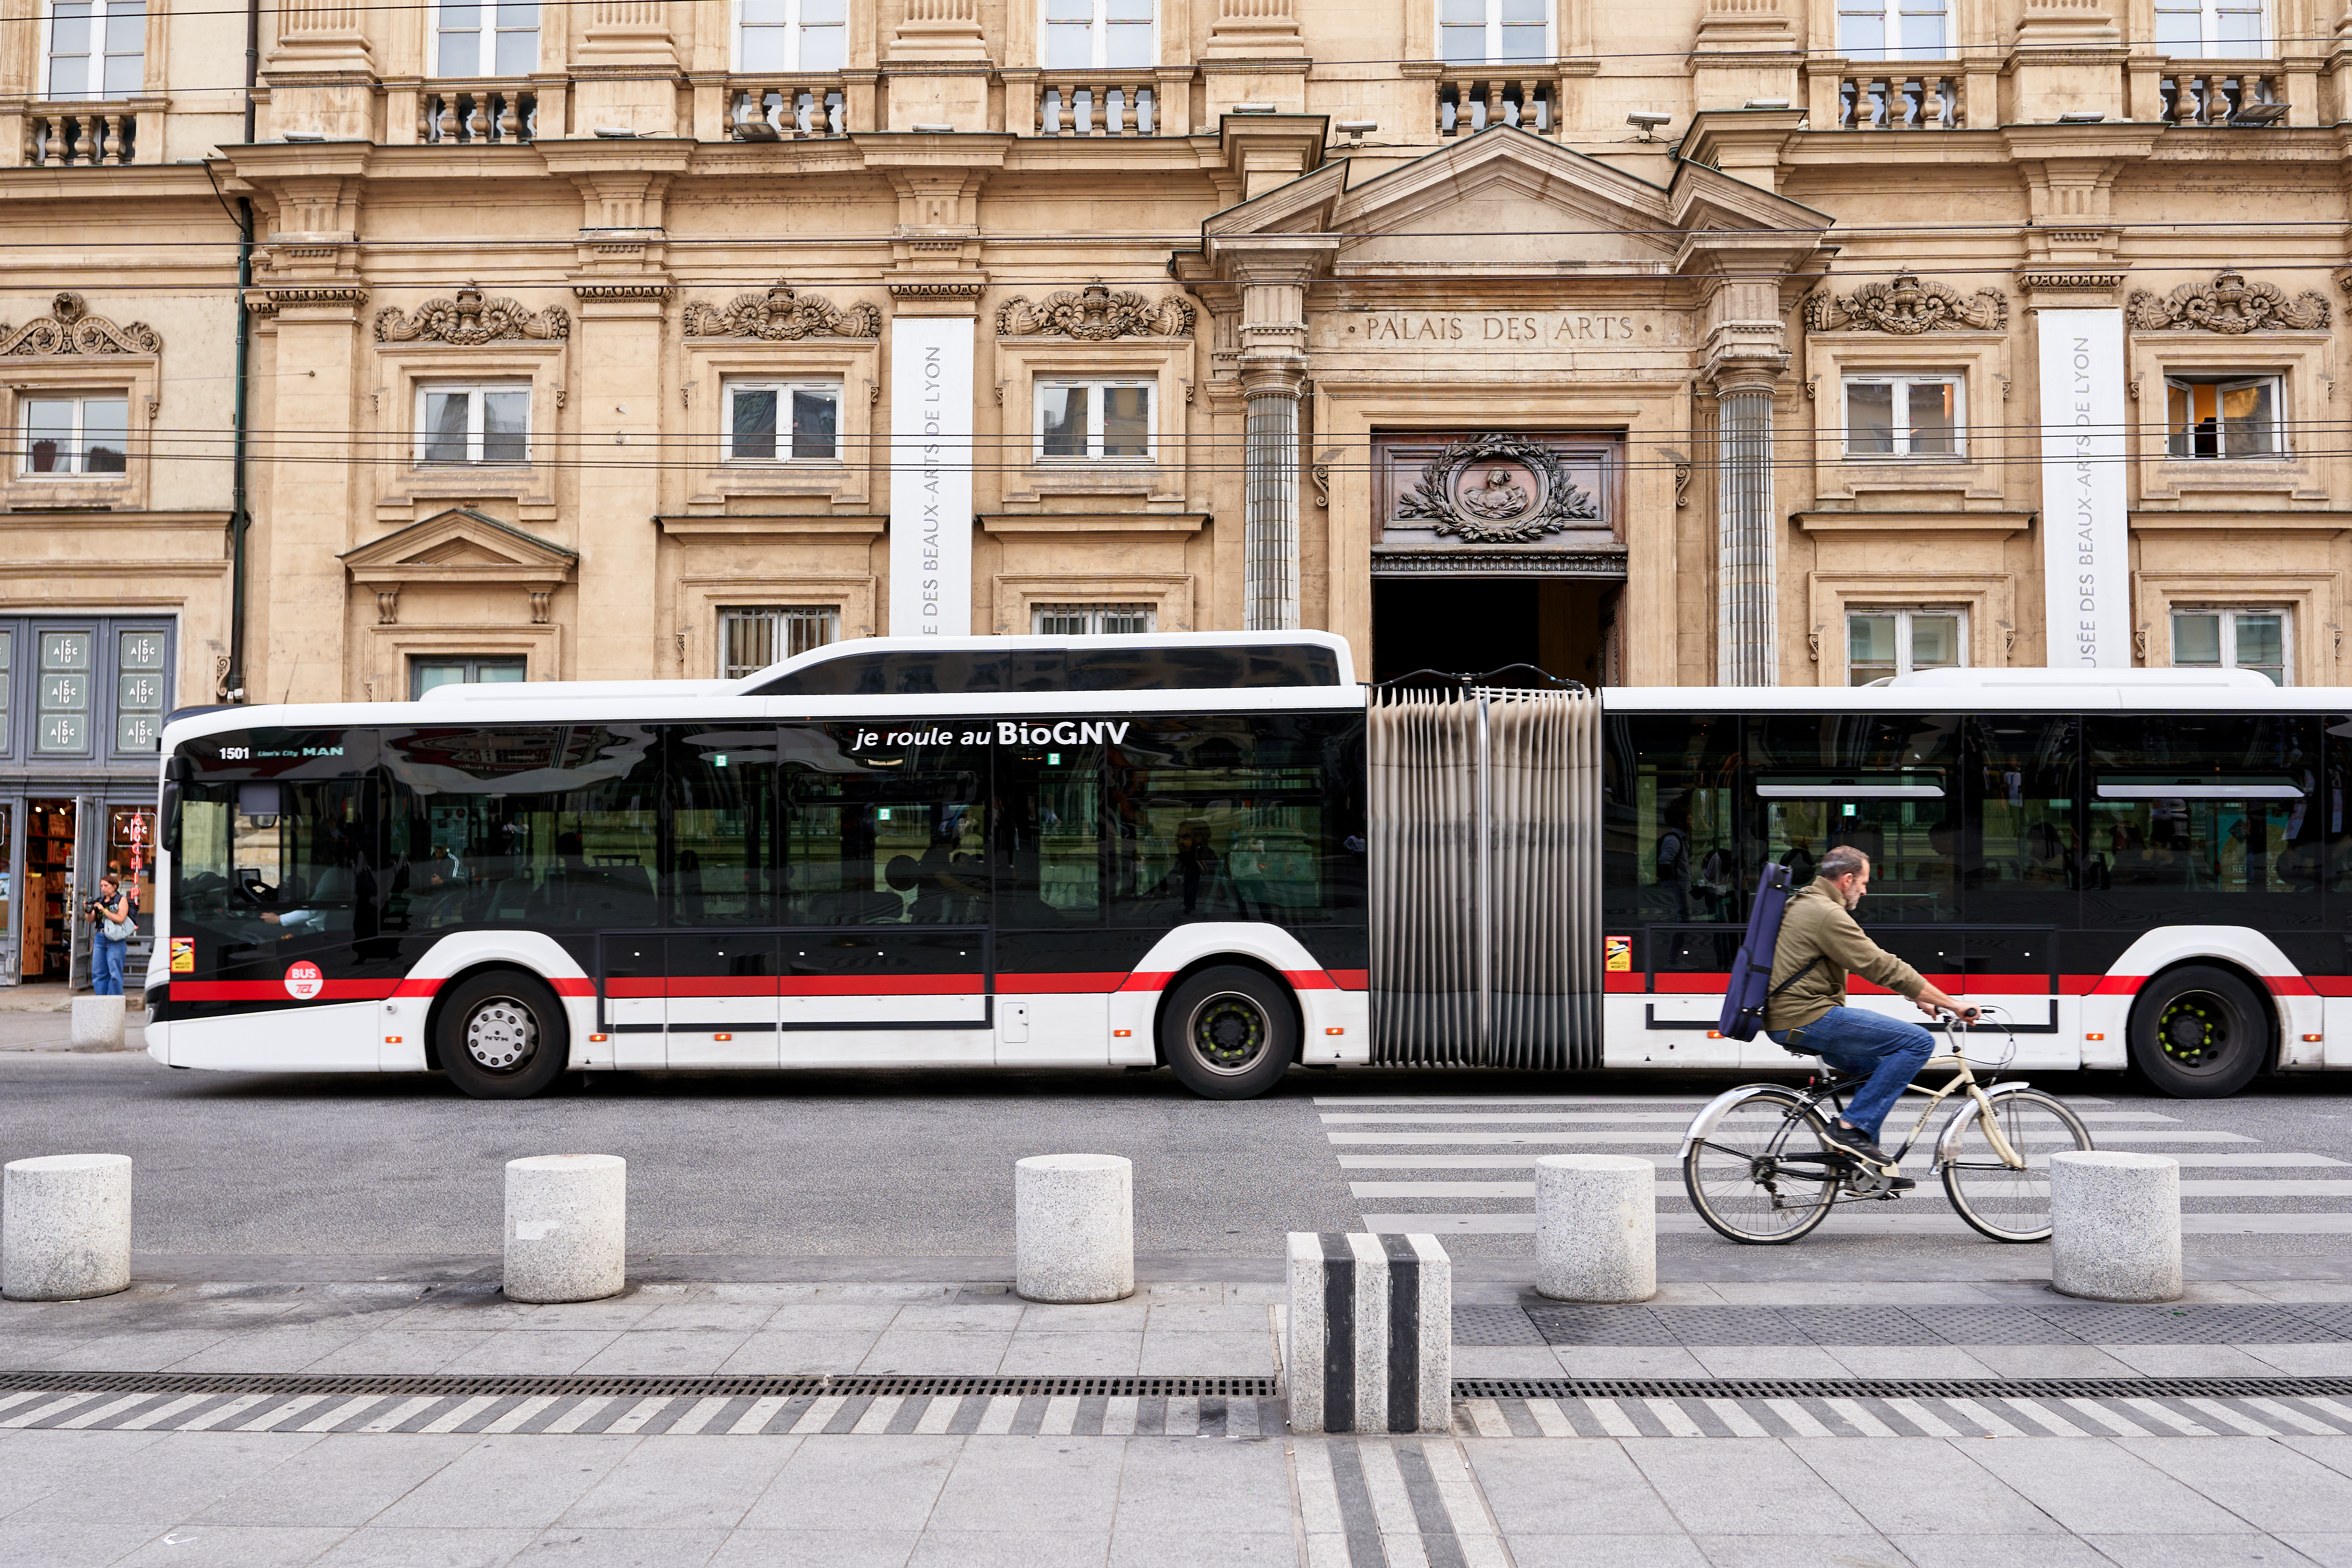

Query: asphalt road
left=2, top=1047, right=2352, bottom=1274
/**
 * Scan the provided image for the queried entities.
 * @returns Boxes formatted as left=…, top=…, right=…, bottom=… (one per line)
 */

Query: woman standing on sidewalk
left=87, top=874, right=131, bottom=998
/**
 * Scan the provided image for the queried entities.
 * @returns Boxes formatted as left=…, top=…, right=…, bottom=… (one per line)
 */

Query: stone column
left=1713, top=374, right=1778, bottom=686
left=256, top=279, right=366, bottom=705
left=1242, top=374, right=1301, bottom=632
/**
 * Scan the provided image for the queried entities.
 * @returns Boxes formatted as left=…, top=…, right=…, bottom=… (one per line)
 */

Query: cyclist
left=1764, top=844, right=1978, bottom=1171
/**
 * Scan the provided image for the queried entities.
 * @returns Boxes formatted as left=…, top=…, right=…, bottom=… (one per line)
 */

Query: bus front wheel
left=437, top=970, right=570, bottom=1100
left=1161, top=966, right=1298, bottom=1100
left=2128, top=964, right=2266, bottom=1099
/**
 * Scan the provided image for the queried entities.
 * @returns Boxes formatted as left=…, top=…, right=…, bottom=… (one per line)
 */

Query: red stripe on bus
left=995, top=972, right=1131, bottom=994
left=550, top=977, right=596, bottom=997
left=1120, top=971, right=1176, bottom=993
left=1604, top=972, right=1645, bottom=994
left=171, top=980, right=399, bottom=1002
left=2309, top=977, right=2352, bottom=997
left=604, top=978, right=664, bottom=999
left=663, top=977, right=778, bottom=998
left=390, top=976, right=444, bottom=998
left=780, top=976, right=982, bottom=997
left=1326, top=969, right=1370, bottom=991
left=1285, top=969, right=1338, bottom=991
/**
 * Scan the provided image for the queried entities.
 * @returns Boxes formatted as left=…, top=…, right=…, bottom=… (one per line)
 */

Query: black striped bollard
left=1285, top=1231, right=1451, bottom=1434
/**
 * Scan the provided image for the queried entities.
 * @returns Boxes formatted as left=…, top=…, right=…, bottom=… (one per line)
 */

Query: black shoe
left=1822, top=1119, right=1892, bottom=1166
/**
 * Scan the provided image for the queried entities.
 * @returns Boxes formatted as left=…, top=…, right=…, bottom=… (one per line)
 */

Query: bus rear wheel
left=1161, top=966, right=1297, bottom=1100
left=2129, top=964, right=2266, bottom=1099
left=437, top=970, right=570, bottom=1100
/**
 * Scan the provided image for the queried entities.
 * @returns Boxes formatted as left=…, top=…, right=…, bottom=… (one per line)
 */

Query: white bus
left=145, top=635, right=2341, bottom=1100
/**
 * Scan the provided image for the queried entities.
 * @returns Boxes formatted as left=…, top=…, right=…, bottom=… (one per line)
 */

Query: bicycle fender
left=1677, top=1083, right=1800, bottom=1162
left=1929, top=1079, right=2036, bottom=1175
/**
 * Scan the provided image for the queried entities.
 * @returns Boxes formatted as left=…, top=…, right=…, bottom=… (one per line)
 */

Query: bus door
left=778, top=925, right=990, bottom=1040
left=597, top=930, right=783, bottom=1068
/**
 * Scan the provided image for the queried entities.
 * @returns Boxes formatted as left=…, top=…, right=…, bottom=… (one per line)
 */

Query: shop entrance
left=1371, top=578, right=1618, bottom=687
left=20, top=799, right=74, bottom=982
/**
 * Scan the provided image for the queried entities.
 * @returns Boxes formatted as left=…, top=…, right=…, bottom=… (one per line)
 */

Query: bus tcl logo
left=283, top=962, right=324, bottom=1001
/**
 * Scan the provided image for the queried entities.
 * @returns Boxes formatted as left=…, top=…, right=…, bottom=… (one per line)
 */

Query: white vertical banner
left=2036, top=309, right=2130, bottom=668
left=888, top=316, right=974, bottom=636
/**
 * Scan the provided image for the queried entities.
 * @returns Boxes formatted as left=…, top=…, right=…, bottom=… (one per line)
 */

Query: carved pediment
left=681, top=283, right=880, bottom=340
left=375, top=284, right=571, bottom=345
left=1805, top=271, right=2007, bottom=334
left=997, top=282, right=1194, bottom=339
left=341, top=507, right=577, bottom=586
left=0, top=292, right=160, bottom=357
left=2128, top=270, right=2329, bottom=334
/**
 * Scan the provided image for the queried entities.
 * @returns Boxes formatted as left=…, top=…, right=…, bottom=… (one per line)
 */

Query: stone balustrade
left=24, top=107, right=138, bottom=166
left=1838, top=73, right=1964, bottom=129
left=729, top=79, right=849, bottom=139
left=1435, top=75, right=1559, bottom=138
left=421, top=88, right=538, bottom=143
left=1025, top=76, right=1161, bottom=136
left=2160, top=71, right=2284, bottom=124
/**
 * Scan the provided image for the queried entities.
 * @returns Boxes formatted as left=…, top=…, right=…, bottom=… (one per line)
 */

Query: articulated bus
left=145, top=632, right=2347, bottom=1101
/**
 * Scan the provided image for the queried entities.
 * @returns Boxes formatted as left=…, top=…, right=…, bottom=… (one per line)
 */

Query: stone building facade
left=1, top=0, right=2350, bottom=969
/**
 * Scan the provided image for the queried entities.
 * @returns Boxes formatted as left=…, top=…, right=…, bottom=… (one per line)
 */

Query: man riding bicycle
left=1764, top=844, right=1978, bottom=1172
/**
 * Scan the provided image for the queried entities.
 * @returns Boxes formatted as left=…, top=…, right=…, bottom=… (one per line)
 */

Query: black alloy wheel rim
left=465, top=997, right=539, bottom=1074
left=1188, top=992, right=1268, bottom=1076
left=2158, top=992, right=2231, bottom=1071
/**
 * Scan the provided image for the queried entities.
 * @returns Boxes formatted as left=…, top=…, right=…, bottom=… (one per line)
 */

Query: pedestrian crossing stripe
left=1448, top=1390, right=2352, bottom=1439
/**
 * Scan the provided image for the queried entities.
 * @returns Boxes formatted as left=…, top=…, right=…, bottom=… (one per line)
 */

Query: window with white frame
left=433, top=0, right=540, bottom=77
left=2166, top=375, right=2283, bottom=459
left=1034, top=603, right=1154, bottom=635
left=20, top=392, right=127, bottom=476
left=1438, top=0, right=1548, bottom=62
left=739, top=0, right=844, bottom=71
left=45, top=0, right=143, bottom=100
left=2173, top=607, right=2288, bottom=685
left=719, top=606, right=837, bottom=679
left=1847, top=607, right=1964, bottom=684
left=1835, top=0, right=1947, bottom=58
left=416, top=383, right=529, bottom=466
left=724, top=379, right=840, bottom=463
left=1843, top=373, right=1962, bottom=459
left=2154, top=0, right=2267, bottom=56
left=1036, top=381, right=1151, bottom=461
left=1043, top=0, right=1152, bottom=67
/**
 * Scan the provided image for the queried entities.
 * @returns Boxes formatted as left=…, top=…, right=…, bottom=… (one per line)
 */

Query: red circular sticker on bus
left=284, top=961, right=324, bottom=1001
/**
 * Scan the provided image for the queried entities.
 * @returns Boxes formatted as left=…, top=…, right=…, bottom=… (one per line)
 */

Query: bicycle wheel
left=1939, top=1089, right=2094, bottom=1243
left=1682, top=1085, right=1840, bottom=1244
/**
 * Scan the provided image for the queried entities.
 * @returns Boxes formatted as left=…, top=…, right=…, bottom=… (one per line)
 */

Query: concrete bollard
left=1015, top=1154, right=1133, bottom=1304
left=1287, top=1232, right=1450, bottom=1434
left=505, top=1155, right=626, bottom=1304
left=4, top=1154, right=132, bottom=1301
left=1535, top=1154, right=1657, bottom=1303
left=69, top=996, right=124, bottom=1053
left=2051, top=1150, right=2181, bottom=1303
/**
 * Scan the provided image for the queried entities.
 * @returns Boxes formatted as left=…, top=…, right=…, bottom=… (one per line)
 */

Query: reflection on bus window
left=780, top=725, right=987, bottom=926
left=995, top=744, right=1103, bottom=926
left=1967, top=714, right=2080, bottom=928
left=1748, top=714, right=1960, bottom=924
left=176, top=779, right=378, bottom=953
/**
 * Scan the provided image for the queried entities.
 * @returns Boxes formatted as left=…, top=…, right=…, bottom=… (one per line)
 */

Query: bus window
left=1602, top=714, right=1740, bottom=967
left=994, top=742, right=1103, bottom=927
left=2083, top=714, right=2323, bottom=929
left=1748, top=714, right=1960, bottom=924
left=780, top=725, right=987, bottom=926
left=381, top=724, right=661, bottom=942
left=174, top=778, right=379, bottom=960
left=1965, top=713, right=2080, bottom=929
left=666, top=727, right=778, bottom=928
left=1107, top=717, right=1341, bottom=927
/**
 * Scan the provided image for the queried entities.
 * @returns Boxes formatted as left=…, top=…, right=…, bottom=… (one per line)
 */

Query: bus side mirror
left=159, top=753, right=194, bottom=856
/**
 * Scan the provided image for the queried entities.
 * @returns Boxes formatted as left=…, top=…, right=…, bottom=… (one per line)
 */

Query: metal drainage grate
left=0, top=1370, right=1279, bottom=1401
left=1452, top=1375, right=2352, bottom=1401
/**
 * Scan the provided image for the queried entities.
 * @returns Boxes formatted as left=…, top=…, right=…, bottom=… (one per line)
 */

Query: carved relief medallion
left=681, top=282, right=880, bottom=340
left=374, top=283, right=571, bottom=345
left=2127, top=269, right=2329, bottom=333
left=1804, top=270, right=2007, bottom=334
left=0, top=292, right=162, bottom=357
left=1395, top=433, right=1600, bottom=544
left=996, top=281, right=1194, bottom=339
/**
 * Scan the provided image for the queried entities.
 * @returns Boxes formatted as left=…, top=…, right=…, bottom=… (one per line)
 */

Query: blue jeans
left=91, top=935, right=125, bottom=997
left=1767, top=1006, right=1933, bottom=1143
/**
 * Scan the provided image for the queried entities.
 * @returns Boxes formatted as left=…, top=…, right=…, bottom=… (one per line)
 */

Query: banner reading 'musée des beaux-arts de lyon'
left=2036, top=309, right=2129, bottom=669
left=889, top=317, right=973, bottom=637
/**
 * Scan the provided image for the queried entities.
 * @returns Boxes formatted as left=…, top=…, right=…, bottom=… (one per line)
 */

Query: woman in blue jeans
left=87, top=874, right=129, bottom=997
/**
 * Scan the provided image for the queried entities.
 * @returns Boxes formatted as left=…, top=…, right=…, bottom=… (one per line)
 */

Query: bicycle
left=1677, top=1008, right=2095, bottom=1244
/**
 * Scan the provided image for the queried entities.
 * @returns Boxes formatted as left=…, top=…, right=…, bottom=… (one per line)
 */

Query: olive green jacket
left=1762, top=878, right=1927, bottom=1033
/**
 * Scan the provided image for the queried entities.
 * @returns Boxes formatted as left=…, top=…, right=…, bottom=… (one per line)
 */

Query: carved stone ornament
left=1804, top=270, right=2007, bottom=334
left=2127, top=269, right=2330, bottom=334
left=0, top=292, right=162, bottom=357
left=1396, top=433, right=1601, bottom=544
left=374, top=283, right=571, bottom=345
left=681, top=283, right=880, bottom=340
left=996, top=281, right=1195, bottom=340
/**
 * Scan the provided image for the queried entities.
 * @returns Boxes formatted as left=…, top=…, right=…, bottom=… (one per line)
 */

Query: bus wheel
left=1161, top=966, right=1297, bottom=1100
left=438, top=971, right=570, bottom=1100
left=2129, top=964, right=2265, bottom=1099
